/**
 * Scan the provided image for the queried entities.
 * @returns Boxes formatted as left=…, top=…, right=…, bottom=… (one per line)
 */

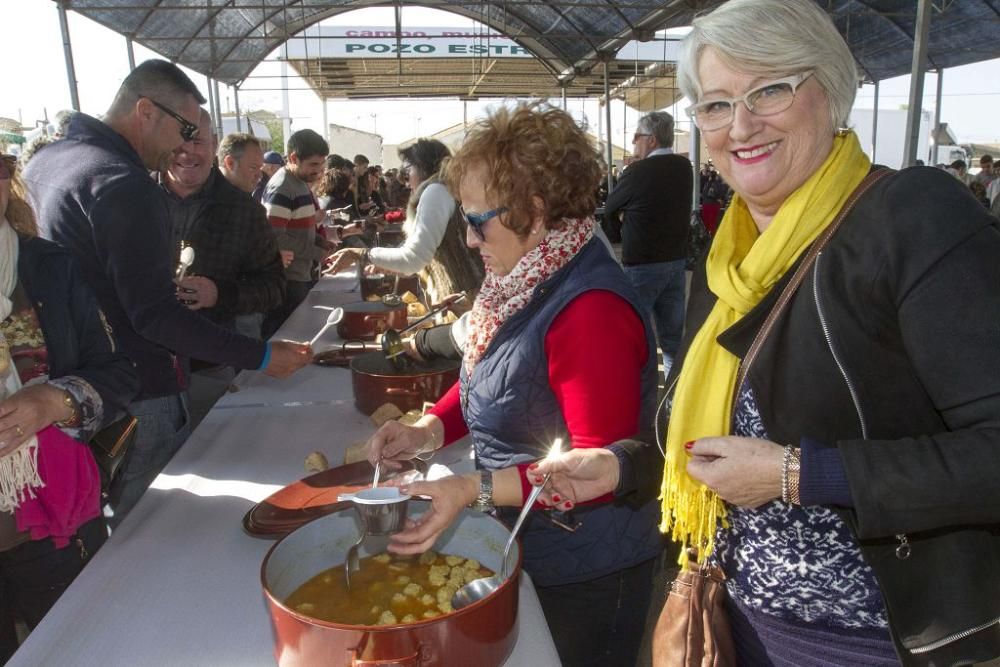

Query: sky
left=5, top=0, right=1000, bottom=151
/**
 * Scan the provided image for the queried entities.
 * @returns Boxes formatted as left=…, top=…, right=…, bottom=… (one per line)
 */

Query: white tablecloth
left=8, top=274, right=561, bottom=667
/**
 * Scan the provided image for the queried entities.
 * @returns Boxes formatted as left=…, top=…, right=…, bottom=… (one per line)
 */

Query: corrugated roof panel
left=63, top=1, right=1000, bottom=89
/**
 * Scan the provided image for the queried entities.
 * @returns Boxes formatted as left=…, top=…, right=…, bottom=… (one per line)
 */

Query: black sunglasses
left=149, top=99, right=199, bottom=142
left=461, top=205, right=508, bottom=240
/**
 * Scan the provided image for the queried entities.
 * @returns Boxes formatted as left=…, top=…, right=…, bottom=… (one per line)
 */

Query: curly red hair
left=443, top=102, right=602, bottom=239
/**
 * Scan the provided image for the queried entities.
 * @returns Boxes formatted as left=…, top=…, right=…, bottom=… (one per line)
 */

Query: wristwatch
left=470, top=470, right=495, bottom=512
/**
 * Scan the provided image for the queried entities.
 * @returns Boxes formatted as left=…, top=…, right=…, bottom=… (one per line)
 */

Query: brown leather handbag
left=652, top=549, right=735, bottom=667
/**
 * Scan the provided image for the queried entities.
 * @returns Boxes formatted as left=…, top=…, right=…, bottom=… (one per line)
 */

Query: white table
left=8, top=275, right=561, bottom=667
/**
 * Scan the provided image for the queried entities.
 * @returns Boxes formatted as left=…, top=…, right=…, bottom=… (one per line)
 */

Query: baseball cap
left=263, top=151, right=285, bottom=166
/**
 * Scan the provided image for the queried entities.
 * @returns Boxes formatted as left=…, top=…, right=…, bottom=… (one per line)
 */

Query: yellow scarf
left=659, top=132, right=871, bottom=564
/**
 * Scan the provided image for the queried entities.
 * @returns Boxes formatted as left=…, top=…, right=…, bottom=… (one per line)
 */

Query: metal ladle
left=451, top=474, right=550, bottom=610
left=381, top=292, right=467, bottom=365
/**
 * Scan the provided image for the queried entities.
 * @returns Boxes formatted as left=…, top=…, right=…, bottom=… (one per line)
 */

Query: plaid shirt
left=162, top=169, right=286, bottom=328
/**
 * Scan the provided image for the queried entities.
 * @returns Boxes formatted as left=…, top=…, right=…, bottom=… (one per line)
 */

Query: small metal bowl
left=338, top=487, right=410, bottom=535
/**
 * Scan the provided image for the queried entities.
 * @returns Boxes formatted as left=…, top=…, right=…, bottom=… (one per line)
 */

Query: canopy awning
left=62, top=1, right=1000, bottom=92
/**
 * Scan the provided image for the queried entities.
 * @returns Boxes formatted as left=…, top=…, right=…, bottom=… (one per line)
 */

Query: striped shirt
left=263, top=167, right=328, bottom=282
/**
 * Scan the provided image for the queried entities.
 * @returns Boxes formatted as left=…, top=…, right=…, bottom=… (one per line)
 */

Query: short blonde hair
left=443, top=102, right=602, bottom=238
left=678, top=0, right=859, bottom=129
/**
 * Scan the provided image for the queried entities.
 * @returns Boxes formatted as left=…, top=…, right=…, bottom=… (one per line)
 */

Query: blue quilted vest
left=460, top=237, right=663, bottom=586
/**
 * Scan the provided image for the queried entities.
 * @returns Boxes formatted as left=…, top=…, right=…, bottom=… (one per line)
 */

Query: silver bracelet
left=781, top=445, right=793, bottom=504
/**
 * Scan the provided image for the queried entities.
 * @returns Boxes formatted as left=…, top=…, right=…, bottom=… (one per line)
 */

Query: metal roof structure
left=284, top=55, right=676, bottom=102
left=58, top=1, right=1000, bottom=91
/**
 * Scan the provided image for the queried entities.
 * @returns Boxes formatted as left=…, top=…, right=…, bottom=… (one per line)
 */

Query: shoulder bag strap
left=731, top=168, right=894, bottom=414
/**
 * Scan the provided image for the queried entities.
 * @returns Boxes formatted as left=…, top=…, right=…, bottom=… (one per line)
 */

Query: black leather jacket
left=671, top=167, right=1000, bottom=666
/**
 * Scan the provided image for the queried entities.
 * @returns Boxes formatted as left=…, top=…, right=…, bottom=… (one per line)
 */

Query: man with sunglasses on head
left=604, top=111, right=693, bottom=378
left=23, top=59, right=312, bottom=527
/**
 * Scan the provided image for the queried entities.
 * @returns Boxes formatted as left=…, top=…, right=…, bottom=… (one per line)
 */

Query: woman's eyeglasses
left=461, top=205, right=508, bottom=241
left=149, top=99, right=199, bottom=141
left=685, top=72, right=813, bottom=132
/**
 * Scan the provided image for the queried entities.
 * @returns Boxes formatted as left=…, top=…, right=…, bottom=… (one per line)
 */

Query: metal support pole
left=125, top=36, right=136, bottom=71
left=603, top=60, right=613, bottom=195
left=205, top=75, right=216, bottom=128
left=690, top=126, right=701, bottom=215
left=871, top=80, right=879, bottom=161
left=281, top=44, right=292, bottom=152
left=321, top=97, right=329, bottom=144
left=213, top=78, right=223, bottom=138
left=902, top=0, right=932, bottom=167
left=57, top=2, right=81, bottom=111
left=234, top=85, right=242, bottom=132
left=561, top=85, right=568, bottom=110
left=930, top=69, right=943, bottom=164
left=463, top=100, right=468, bottom=128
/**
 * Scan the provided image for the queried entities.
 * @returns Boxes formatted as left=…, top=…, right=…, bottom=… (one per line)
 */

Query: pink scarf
left=15, top=426, right=101, bottom=548
left=463, top=217, right=595, bottom=376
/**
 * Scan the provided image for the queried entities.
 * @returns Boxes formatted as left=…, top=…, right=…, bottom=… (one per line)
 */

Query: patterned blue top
left=712, top=383, right=889, bottom=630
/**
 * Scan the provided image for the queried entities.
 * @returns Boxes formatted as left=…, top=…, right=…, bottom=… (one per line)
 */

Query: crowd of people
left=1, top=0, right=998, bottom=665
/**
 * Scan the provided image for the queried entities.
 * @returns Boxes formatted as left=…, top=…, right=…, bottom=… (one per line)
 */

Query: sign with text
left=284, top=27, right=534, bottom=59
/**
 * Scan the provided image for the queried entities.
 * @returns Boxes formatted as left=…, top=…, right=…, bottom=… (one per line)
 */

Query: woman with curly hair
left=362, top=104, right=663, bottom=667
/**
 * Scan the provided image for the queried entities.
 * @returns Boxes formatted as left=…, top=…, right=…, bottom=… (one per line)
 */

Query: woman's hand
left=388, top=474, right=478, bottom=554
left=366, top=415, right=443, bottom=471
left=325, top=248, right=363, bottom=275
left=0, top=384, right=69, bottom=457
left=685, top=436, right=784, bottom=508
left=527, top=448, right=620, bottom=511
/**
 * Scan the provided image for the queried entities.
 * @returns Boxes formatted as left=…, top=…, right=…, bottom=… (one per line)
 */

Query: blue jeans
left=624, top=259, right=686, bottom=377
left=107, top=393, right=191, bottom=529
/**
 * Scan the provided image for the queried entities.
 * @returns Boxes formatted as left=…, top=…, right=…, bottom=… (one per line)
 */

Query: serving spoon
left=306, top=307, right=344, bottom=347
left=451, top=474, right=550, bottom=610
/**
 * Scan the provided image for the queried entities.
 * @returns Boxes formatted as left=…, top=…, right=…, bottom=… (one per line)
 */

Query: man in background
left=262, top=129, right=335, bottom=338
left=253, top=150, right=284, bottom=203
left=974, top=154, right=994, bottom=187
left=604, top=111, right=692, bottom=377
left=160, top=118, right=286, bottom=423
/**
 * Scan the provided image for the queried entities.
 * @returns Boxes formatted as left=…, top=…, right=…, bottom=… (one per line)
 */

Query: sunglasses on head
left=461, top=205, right=508, bottom=240
left=148, top=99, right=199, bottom=142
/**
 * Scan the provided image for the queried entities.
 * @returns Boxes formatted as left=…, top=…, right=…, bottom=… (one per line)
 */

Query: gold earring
left=835, top=127, right=850, bottom=137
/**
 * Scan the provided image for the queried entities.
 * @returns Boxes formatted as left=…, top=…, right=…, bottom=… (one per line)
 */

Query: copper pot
left=359, top=272, right=422, bottom=302
left=350, top=352, right=459, bottom=416
left=337, top=301, right=408, bottom=341
left=261, top=504, right=521, bottom=667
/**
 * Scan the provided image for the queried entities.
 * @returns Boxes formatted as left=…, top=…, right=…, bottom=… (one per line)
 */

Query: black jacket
left=162, top=169, right=285, bottom=329
left=604, top=152, right=693, bottom=265
left=18, top=236, right=139, bottom=427
left=673, top=167, right=1000, bottom=666
left=23, top=113, right=266, bottom=399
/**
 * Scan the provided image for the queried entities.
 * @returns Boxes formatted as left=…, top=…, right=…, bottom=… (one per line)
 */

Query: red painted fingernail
left=684, top=441, right=695, bottom=449
left=528, top=463, right=538, bottom=470
left=533, top=476, right=544, bottom=484
left=552, top=495, right=561, bottom=503
left=564, top=501, right=573, bottom=509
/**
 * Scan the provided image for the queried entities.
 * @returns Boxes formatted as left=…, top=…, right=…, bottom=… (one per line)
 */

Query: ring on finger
left=14, top=425, right=23, bottom=437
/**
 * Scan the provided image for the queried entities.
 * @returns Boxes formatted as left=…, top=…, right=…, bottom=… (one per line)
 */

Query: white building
left=327, top=123, right=383, bottom=164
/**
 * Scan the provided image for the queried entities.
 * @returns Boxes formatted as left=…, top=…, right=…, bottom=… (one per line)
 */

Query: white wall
left=849, top=108, right=930, bottom=168
left=327, top=124, right=383, bottom=164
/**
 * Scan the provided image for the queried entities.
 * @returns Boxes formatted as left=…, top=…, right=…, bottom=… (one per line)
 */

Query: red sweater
left=428, top=289, right=647, bottom=502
